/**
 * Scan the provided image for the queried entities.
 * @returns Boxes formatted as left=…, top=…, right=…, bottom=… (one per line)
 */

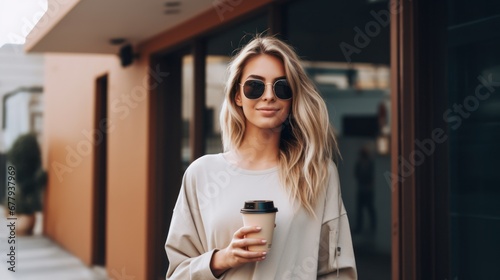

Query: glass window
left=285, top=0, right=392, bottom=278
left=182, top=54, right=194, bottom=168
left=204, top=14, right=268, bottom=155
left=447, top=2, right=500, bottom=278
left=205, top=55, right=230, bottom=154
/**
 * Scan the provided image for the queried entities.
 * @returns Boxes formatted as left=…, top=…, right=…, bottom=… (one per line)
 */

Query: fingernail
left=256, top=226, right=262, bottom=230
left=262, top=252, right=267, bottom=255
left=261, top=239, right=267, bottom=243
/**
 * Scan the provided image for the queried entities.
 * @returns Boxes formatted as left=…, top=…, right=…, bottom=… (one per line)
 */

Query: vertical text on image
left=6, top=165, right=17, bottom=272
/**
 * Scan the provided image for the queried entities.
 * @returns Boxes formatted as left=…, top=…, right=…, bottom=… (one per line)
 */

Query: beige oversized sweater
left=165, top=154, right=357, bottom=279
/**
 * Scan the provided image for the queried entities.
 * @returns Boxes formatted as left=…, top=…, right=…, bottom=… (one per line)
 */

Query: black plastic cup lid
left=240, top=200, right=278, bottom=214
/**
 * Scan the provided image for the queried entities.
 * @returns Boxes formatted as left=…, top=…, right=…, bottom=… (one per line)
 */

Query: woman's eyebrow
left=246, top=74, right=265, bottom=80
left=245, top=75, right=287, bottom=81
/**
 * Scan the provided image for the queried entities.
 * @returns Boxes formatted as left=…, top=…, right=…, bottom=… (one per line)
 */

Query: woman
left=165, top=36, right=357, bottom=279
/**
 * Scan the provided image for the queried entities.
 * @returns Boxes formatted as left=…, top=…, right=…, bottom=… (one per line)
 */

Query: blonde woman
left=166, top=36, right=357, bottom=279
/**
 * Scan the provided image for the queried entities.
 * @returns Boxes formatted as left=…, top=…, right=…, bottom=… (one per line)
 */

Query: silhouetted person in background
left=353, top=146, right=376, bottom=234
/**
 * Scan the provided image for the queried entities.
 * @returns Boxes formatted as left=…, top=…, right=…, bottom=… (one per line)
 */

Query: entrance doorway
left=92, top=74, right=108, bottom=266
left=148, top=48, right=193, bottom=280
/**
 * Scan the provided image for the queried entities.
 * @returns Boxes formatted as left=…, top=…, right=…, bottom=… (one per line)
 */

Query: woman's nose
left=261, top=83, right=275, bottom=101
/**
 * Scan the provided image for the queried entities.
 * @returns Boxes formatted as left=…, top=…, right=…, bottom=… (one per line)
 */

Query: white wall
left=0, top=44, right=44, bottom=152
left=3, top=91, right=43, bottom=150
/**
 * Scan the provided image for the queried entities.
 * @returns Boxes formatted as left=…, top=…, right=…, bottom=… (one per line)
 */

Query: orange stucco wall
left=105, top=57, right=150, bottom=280
left=43, top=54, right=150, bottom=279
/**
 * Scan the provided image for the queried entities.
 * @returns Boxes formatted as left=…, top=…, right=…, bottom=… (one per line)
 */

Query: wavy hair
left=220, top=35, right=338, bottom=215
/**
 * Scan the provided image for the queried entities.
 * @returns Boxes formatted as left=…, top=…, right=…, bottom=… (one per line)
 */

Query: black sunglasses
left=239, top=79, right=293, bottom=100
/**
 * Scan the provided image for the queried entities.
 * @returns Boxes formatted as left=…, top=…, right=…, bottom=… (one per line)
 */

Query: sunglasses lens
left=274, top=80, right=292, bottom=99
left=242, top=79, right=292, bottom=99
left=243, top=80, right=265, bottom=99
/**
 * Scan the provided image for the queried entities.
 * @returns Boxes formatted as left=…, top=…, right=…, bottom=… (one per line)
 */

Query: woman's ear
left=235, top=92, right=243, bottom=106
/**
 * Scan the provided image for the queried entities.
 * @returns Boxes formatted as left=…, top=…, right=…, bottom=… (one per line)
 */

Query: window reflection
left=205, top=55, right=230, bottom=154
left=448, top=15, right=500, bottom=278
left=204, top=14, right=268, bottom=155
left=304, top=62, right=390, bottom=90
left=285, top=0, right=392, bottom=278
left=182, top=55, right=194, bottom=167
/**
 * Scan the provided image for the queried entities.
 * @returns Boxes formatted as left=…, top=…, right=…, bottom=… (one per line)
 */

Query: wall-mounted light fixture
left=164, top=1, right=181, bottom=15
left=118, top=44, right=139, bottom=67
left=110, top=38, right=138, bottom=67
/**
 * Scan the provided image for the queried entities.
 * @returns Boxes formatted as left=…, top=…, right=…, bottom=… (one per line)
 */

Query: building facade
left=26, top=0, right=500, bottom=279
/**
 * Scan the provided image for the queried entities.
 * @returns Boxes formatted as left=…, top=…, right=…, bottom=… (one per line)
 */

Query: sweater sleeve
left=165, top=172, right=222, bottom=280
left=317, top=215, right=357, bottom=279
left=317, top=162, right=357, bottom=279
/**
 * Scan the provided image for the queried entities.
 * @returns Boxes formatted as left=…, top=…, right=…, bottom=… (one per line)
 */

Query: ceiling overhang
left=25, top=0, right=214, bottom=54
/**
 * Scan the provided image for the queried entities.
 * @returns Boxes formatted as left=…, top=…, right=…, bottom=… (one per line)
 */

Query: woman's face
left=235, top=54, right=292, bottom=132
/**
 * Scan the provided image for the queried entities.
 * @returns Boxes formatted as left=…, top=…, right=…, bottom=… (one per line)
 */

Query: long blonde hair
left=220, top=35, right=338, bottom=215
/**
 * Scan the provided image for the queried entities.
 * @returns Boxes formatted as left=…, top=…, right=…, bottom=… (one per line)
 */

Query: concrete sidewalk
left=0, top=209, right=108, bottom=280
left=0, top=235, right=108, bottom=280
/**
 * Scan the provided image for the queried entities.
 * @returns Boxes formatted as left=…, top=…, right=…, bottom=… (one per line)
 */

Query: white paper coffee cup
left=240, top=200, right=278, bottom=252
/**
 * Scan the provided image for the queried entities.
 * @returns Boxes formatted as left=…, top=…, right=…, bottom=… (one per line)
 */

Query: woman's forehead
left=240, top=54, right=286, bottom=81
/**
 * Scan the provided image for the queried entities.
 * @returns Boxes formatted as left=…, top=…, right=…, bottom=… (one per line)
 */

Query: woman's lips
left=257, top=107, right=279, bottom=111
left=257, top=107, right=280, bottom=116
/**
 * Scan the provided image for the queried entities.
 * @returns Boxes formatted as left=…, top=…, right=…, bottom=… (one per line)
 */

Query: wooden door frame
left=147, top=50, right=185, bottom=280
left=147, top=43, right=207, bottom=279
left=391, top=0, right=450, bottom=279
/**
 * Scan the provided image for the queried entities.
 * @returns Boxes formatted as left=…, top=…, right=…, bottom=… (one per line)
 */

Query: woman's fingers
left=221, top=225, right=268, bottom=269
left=232, top=237, right=267, bottom=249
left=233, top=248, right=266, bottom=259
left=228, top=248, right=266, bottom=266
left=233, top=226, right=262, bottom=238
left=232, top=226, right=267, bottom=253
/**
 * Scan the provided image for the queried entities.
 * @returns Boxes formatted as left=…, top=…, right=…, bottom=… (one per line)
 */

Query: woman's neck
left=227, top=127, right=281, bottom=170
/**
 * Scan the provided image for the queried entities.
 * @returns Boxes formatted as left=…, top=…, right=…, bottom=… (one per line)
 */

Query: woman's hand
left=210, top=226, right=268, bottom=277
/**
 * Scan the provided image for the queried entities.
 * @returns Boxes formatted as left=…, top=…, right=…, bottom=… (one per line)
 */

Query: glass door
left=447, top=2, right=500, bottom=278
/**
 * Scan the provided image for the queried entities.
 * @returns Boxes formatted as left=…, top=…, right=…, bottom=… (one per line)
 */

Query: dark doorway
left=148, top=48, right=192, bottom=280
left=92, top=74, right=108, bottom=266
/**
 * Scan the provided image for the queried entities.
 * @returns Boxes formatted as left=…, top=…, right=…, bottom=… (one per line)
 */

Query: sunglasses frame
left=239, top=78, right=293, bottom=100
